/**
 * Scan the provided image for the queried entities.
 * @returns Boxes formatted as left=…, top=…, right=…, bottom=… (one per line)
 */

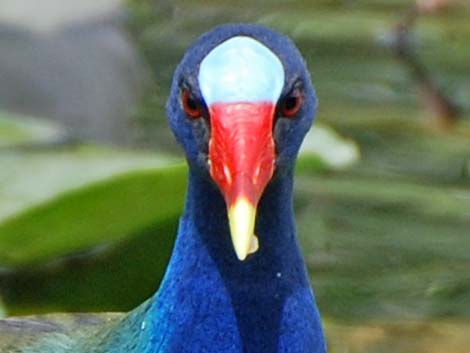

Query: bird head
left=167, top=24, right=316, bottom=261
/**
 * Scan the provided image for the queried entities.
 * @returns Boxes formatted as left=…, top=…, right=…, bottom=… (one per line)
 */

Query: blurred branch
left=415, top=0, right=463, bottom=14
left=389, top=0, right=461, bottom=129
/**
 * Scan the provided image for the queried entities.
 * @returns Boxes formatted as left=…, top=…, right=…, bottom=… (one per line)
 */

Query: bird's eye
left=181, top=89, right=203, bottom=119
left=280, top=89, right=303, bottom=118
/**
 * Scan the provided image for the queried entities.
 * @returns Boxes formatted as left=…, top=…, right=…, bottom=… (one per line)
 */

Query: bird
left=0, top=23, right=327, bottom=353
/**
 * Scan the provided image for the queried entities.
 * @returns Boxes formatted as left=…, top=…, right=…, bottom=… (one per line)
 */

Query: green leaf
left=0, top=146, right=177, bottom=222
left=0, top=217, right=179, bottom=314
left=0, top=111, right=64, bottom=148
left=0, top=164, right=186, bottom=267
left=297, top=123, right=360, bottom=172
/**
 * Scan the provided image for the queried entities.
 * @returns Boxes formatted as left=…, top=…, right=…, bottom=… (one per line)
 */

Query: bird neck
left=139, top=168, right=326, bottom=353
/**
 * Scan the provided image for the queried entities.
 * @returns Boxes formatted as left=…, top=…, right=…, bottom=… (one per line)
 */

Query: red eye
left=181, top=89, right=203, bottom=119
left=280, top=90, right=303, bottom=118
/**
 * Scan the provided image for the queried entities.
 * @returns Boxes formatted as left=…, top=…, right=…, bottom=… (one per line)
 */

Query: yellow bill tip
left=228, top=197, right=259, bottom=261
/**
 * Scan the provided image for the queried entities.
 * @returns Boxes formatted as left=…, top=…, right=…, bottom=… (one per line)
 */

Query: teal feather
left=0, top=301, right=152, bottom=353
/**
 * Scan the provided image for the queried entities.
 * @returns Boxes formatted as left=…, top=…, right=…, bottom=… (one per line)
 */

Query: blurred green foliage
left=0, top=166, right=186, bottom=267
left=125, top=1, right=470, bottom=351
left=0, top=112, right=61, bottom=148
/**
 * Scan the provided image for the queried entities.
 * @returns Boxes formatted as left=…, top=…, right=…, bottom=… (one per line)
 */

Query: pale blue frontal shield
left=198, top=36, right=285, bottom=105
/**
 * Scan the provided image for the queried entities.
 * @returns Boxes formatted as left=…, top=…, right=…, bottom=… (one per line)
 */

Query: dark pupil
left=284, top=96, right=298, bottom=111
left=186, top=97, right=198, bottom=111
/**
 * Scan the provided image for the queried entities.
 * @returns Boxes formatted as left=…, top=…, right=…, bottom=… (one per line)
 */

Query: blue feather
left=0, top=23, right=326, bottom=353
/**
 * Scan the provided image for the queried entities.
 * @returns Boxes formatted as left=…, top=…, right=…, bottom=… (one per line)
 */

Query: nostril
left=223, top=164, right=232, bottom=185
left=253, top=164, right=261, bottom=185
